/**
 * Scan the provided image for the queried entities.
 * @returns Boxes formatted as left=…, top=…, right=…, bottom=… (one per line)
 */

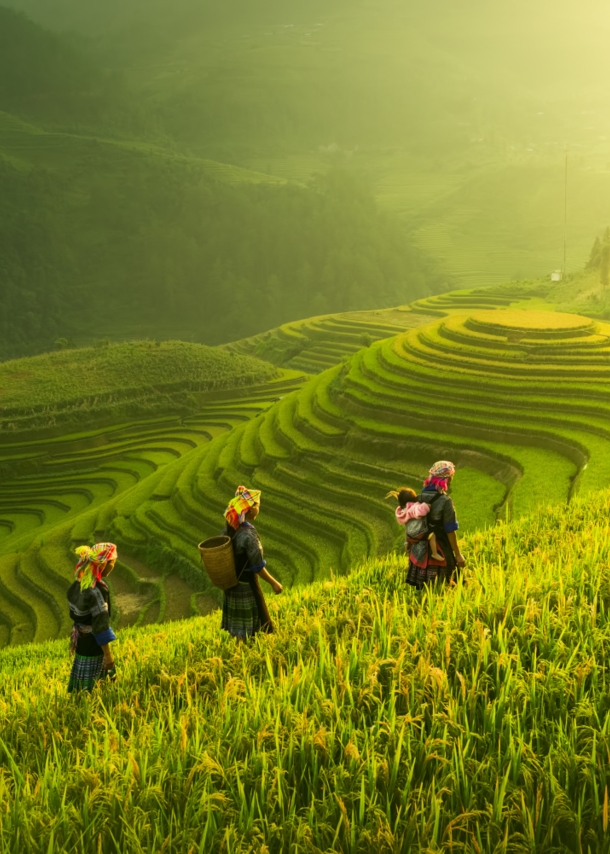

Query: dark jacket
left=417, top=488, right=459, bottom=571
left=223, top=522, right=267, bottom=579
left=67, top=580, right=116, bottom=656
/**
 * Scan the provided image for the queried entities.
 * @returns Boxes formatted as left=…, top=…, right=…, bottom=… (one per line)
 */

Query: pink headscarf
left=423, top=460, right=455, bottom=493
left=74, top=543, right=117, bottom=590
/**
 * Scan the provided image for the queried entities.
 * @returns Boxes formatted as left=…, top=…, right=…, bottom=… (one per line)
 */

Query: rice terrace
left=4, top=0, right=610, bottom=851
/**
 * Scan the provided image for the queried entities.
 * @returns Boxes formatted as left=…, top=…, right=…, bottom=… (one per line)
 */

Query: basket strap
left=227, top=528, right=252, bottom=583
left=236, top=554, right=252, bottom=583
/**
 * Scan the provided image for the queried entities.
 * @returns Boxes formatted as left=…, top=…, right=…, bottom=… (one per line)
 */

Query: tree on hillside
left=585, top=228, right=610, bottom=286
left=601, top=245, right=610, bottom=288
left=600, top=228, right=610, bottom=287
left=586, top=236, right=602, bottom=270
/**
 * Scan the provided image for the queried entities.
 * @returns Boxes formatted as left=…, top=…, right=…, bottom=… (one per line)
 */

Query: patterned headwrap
left=74, top=542, right=117, bottom=591
left=424, top=460, right=456, bottom=493
left=224, top=486, right=261, bottom=530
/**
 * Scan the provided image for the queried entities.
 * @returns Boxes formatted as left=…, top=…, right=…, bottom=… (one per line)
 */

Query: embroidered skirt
left=406, top=538, right=454, bottom=589
left=67, top=654, right=105, bottom=693
left=221, top=579, right=272, bottom=639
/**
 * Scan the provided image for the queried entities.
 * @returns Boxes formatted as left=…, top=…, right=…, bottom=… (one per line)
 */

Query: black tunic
left=67, top=579, right=116, bottom=656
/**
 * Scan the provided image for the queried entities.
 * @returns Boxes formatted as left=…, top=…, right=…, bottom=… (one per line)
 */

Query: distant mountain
left=0, top=123, right=446, bottom=361
left=0, top=0, right=489, bottom=156
left=0, top=6, right=148, bottom=133
left=0, top=4, right=452, bottom=361
left=6, top=0, right=609, bottom=155
left=2, top=0, right=610, bottom=351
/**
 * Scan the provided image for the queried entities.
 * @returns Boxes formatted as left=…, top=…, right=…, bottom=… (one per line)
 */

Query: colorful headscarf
left=224, top=486, right=261, bottom=530
left=424, top=460, right=456, bottom=493
left=74, top=543, right=117, bottom=590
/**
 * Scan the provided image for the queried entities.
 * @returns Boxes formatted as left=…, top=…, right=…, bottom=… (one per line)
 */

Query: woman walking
left=405, top=461, right=466, bottom=589
left=221, top=486, right=283, bottom=639
left=66, top=542, right=118, bottom=692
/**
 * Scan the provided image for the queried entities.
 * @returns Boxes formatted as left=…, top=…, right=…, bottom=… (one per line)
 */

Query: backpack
left=405, top=492, right=444, bottom=543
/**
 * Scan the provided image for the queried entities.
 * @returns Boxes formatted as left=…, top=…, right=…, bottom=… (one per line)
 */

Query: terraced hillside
left=407, top=280, right=554, bottom=317
left=111, top=306, right=610, bottom=602
left=0, top=344, right=304, bottom=648
left=3, top=286, right=604, bottom=650
left=225, top=310, right=430, bottom=374
left=337, top=308, right=610, bottom=516
left=225, top=282, right=552, bottom=373
left=0, top=339, right=280, bottom=432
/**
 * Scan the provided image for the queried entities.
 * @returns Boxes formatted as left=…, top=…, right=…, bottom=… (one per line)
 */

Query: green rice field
left=1, top=491, right=609, bottom=851
left=0, top=355, right=305, bottom=647
left=0, top=340, right=278, bottom=433
left=2, top=282, right=610, bottom=651
left=147, top=295, right=610, bottom=598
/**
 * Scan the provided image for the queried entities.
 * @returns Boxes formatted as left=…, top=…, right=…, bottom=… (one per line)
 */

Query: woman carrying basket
left=221, top=486, right=283, bottom=639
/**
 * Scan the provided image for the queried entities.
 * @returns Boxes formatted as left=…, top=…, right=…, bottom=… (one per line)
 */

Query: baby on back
left=387, top=487, right=443, bottom=560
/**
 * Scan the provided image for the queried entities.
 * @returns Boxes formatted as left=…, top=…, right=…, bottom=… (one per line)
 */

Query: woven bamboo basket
left=198, top=536, right=238, bottom=591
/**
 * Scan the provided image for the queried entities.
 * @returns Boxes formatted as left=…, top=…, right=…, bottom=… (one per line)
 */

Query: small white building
left=551, top=270, right=563, bottom=282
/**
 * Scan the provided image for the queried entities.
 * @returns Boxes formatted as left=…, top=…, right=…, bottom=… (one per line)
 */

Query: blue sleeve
left=442, top=497, right=459, bottom=533
left=244, top=530, right=266, bottom=573
left=94, top=627, right=117, bottom=646
left=248, top=560, right=267, bottom=573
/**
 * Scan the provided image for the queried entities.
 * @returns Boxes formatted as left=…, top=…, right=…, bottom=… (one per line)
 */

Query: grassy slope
left=0, top=110, right=283, bottom=183
left=1, top=283, right=604, bottom=651
left=407, top=163, right=610, bottom=287
left=0, top=338, right=304, bottom=646
left=1, top=492, right=609, bottom=851
left=0, top=340, right=277, bottom=418
left=2, top=281, right=608, bottom=643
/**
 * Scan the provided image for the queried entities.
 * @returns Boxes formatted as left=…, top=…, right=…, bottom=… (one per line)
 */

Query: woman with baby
left=387, top=460, right=466, bottom=589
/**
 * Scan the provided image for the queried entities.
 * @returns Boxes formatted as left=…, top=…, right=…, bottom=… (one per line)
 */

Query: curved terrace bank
left=109, top=309, right=610, bottom=597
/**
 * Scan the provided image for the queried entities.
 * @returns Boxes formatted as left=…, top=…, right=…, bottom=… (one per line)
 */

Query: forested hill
left=0, top=143, right=447, bottom=359
left=5, top=0, right=610, bottom=358
left=0, top=0, right=482, bottom=156
left=6, top=0, right=610, bottom=294
left=0, top=7, right=448, bottom=361
left=8, top=0, right=609, bottom=155
left=0, top=7, right=149, bottom=134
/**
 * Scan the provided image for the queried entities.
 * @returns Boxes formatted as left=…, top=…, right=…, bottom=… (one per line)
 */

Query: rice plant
left=1, top=491, right=609, bottom=852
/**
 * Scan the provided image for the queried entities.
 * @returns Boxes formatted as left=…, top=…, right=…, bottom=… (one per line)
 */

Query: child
left=386, top=487, right=443, bottom=560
